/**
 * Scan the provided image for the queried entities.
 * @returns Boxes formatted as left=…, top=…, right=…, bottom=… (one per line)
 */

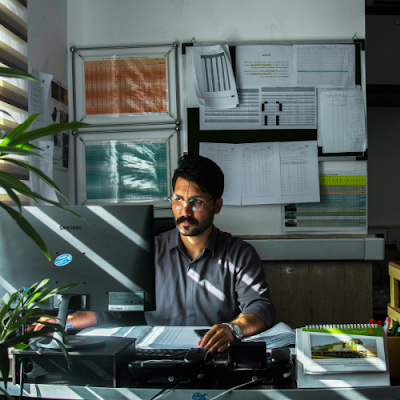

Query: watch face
left=232, top=324, right=243, bottom=339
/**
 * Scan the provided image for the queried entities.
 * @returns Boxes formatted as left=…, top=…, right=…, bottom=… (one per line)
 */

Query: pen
left=383, top=317, right=390, bottom=334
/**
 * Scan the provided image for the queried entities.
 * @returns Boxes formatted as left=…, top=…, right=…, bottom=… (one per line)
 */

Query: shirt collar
left=168, top=225, right=219, bottom=256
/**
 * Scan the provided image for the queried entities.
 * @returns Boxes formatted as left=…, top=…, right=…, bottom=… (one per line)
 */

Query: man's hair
left=172, top=155, right=224, bottom=199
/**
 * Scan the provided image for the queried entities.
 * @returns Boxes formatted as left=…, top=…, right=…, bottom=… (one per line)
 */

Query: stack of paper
left=77, top=325, right=205, bottom=349
left=77, top=322, right=295, bottom=350
left=244, top=322, right=295, bottom=349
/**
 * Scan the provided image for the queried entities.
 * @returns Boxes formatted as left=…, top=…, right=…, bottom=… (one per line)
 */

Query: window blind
left=0, top=0, right=29, bottom=206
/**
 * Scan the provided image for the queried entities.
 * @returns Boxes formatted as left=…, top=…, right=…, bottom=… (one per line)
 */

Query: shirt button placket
left=187, top=260, right=197, bottom=325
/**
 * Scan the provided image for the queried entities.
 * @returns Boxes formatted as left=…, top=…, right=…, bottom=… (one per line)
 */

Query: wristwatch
left=223, top=322, right=243, bottom=340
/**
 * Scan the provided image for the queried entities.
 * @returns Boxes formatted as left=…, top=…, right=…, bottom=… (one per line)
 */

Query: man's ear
left=214, top=197, right=223, bottom=214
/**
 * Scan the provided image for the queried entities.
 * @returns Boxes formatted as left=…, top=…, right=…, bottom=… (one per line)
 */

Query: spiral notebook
left=296, top=324, right=390, bottom=388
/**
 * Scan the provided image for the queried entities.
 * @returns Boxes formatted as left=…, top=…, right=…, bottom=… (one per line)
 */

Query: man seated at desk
left=31, top=155, right=276, bottom=353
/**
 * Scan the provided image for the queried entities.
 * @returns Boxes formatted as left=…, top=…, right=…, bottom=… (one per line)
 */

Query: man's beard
left=175, top=215, right=214, bottom=237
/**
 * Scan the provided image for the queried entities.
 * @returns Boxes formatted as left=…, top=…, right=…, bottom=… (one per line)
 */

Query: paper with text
left=200, top=141, right=319, bottom=205
left=318, top=88, right=366, bottom=153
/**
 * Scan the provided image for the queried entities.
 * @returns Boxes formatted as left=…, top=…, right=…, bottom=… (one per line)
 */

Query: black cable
left=149, top=378, right=184, bottom=400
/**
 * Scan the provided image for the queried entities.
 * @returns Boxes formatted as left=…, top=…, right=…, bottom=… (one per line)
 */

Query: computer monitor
left=0, top=204, right=155, bottom=349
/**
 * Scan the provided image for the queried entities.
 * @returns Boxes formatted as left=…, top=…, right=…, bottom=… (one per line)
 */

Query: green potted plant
left=0, top=67, right=87, bottom=398
left=0, top=280, right=78, bottom=399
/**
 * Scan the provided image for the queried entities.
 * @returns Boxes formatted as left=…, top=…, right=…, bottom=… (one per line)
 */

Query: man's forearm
left=67, top=311, right=98, bottom=331
left=230, top=313, right=267, bottom=338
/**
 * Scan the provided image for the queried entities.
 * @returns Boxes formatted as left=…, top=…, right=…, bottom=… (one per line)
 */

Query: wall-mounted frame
left=74, top=128, right=179, bottom=206
left=71, top=43, right=179, bottom=126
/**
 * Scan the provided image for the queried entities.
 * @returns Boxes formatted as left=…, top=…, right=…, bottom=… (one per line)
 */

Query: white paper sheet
left=29, top=140, right=58, bottom=203
left=78, top=324, right=295, bottom=350
left=235, top=44, right=295, bottom=87
left=192, top=44, right=238, bottom=109
left=28, top=70, right=52, bottom=130
left=200, top=141, right=319, bottom=205
left=294, top=44, right=356, bottom=87
left=78, top=325, right=208, bottom=349
left=318, top=88, right=366, bottom=153
left=200, top=87, right=317, bottom=130
left=199, top=142, right=242, bottom=205
left=241, top=142, right=282, bottom=205
left=244, top=322, right=295, bottom=349
left=280, top=141, right=320, bottom=203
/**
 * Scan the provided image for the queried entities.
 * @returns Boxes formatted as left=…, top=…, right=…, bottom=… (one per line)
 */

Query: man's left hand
left=197, top=324, right=234, bottom=352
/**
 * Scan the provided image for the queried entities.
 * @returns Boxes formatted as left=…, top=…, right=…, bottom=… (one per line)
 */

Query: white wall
left=28, top=0, right=366, bottom=235
left=28, top=0, right=69, bottom=203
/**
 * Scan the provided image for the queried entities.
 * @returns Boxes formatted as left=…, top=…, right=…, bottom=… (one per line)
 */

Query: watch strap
left=223, top=322, right=243, bottom=340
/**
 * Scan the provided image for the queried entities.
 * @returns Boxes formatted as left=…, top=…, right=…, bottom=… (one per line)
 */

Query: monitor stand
left=35, top=294, right=105, bottom=350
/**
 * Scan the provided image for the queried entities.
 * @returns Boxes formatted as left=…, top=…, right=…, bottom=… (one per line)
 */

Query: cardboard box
left=387, top=337, right=400, bottom=377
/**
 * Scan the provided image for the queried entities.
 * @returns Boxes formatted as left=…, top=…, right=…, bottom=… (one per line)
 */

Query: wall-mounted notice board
left=184, top=40, right=366, bottom=160
left=182, top=40, right=369, bottom=238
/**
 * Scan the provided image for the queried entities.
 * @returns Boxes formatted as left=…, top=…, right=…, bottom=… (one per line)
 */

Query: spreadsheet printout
left=199, top=142, right=242, bottom=206
left=241, top=142, right=281, bottom=205
left=200, top=141, right=319, bottom=205
left=318, top=88, right=366, bottom=153
left=284, top=172, right=367, bottom=233
left=294, top=44, right=356, bottom=87
left=84, top=56, right=168, bottom=115
left=279, top=140, right=320, bottom=204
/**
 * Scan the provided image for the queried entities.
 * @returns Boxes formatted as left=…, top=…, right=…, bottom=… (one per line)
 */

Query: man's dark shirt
left=144, top=226, right=275, bottom=327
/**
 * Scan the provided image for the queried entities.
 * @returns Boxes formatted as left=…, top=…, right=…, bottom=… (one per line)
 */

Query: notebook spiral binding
left=304, top=324, right=379, bottom=330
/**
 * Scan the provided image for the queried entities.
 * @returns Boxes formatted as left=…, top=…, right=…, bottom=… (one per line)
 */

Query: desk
left=2, top=382, right=400, bottom=400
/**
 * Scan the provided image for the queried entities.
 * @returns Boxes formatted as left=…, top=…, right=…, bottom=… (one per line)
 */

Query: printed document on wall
left=318, top=88, right=366, bottom=153
left=192, top=44, right=238, bottom=109
left=199, top=142, right=242, bottom=206
left=241, top=142, right=282, bottom=205
left=294, top=44, right=356, bottom=88
left=280, top=141, right=320, bottom=204
left=235, top=44, right=295, bottom=87
left=200, top=141, right=319, bottom=205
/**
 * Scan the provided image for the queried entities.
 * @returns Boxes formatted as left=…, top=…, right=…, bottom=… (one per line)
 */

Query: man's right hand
left=27, top=311, right=98, bottom=332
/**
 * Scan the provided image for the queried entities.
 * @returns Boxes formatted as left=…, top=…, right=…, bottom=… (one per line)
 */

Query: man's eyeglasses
left=169, top=196, right=214, bottom=212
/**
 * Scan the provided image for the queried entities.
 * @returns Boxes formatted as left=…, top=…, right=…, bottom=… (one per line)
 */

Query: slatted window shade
left=0, top=0, right=28, bottom=206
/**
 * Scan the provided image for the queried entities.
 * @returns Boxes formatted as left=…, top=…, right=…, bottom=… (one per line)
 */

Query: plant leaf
left=13, top=186, right=71, bottom=209
left=0, top=386, right=15, bottom=400
left=0, top=67, right=44, bottom=84
left=2, top=157, right=65, bottom=198
left=4, top=327, right=65, bottom=348
left=0, top=176, right=22, bottom=211
left=3, top=186, right=85, bottom=222
left=0, top=171, right=31, bottom=192
left=0, top=146, right=47, bottom=159
left=0, top=113, right=40, bottom=147
left=0, top=203, right=50, bottom=260
left=6, top=121, right=89, bottom=147
left=0, top=109, right=15, bottom=122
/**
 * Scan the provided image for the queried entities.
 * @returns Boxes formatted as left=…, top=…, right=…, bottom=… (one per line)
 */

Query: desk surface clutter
left=6, top=323, right=400, bottom=400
